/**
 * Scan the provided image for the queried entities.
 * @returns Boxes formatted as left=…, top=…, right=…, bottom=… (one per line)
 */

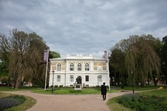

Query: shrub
left=59, top=85, right=63, bottom=88
left=0, top=95, right=26, bottom=110
left=54, top=85, right=58, bottom=88
left=117, top=94, right=167, bottom=111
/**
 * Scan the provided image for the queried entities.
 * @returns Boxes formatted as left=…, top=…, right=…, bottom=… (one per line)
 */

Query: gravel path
left=4, top=91, right=132, bottom=111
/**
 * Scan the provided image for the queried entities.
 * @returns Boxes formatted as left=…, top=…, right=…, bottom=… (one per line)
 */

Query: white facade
left=49, top=54, right=109, bottom=87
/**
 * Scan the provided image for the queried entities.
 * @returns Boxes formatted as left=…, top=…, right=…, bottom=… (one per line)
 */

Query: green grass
left=118, top=85, right=160, bottom=91
left=0, top=92, right=36, bottom=111
left=0, top=85, right=162, bottom=95
left=139, top=89, right=167, bottom=97
left=107, top=89, right=167, bottom=111
left=107, top=97, right=135, bottom=111
left=32, top=87, right=119, bottom=94
left=0, top=86, right=38, bottom=91
left=0, top=86, right=119, bottom=95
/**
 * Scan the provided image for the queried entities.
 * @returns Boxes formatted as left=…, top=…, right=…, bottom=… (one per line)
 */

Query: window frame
left=78, top=63, right=82, bottom=71
left=57, top=75, right=61, bottom=82
left=70, top=75, right=74, bottom=82
left=85, top=75, right=89, bottom=82
left=57, top=63, right=61, bottom=71
left=85, top=63, right=89, bottom=71
left=97, top=75, right=102, bottom=82
left=70, top=63, right=74, bottom=71
left=97, top=63, right=103, bottom=71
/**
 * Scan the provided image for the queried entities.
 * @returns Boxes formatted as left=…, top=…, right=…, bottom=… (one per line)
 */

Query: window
left=57, top=63, right=61, bottom=71
left=85, top=63, right=89, bottom=71
left=85, top=75, right=89, bottom=82
left=97, top=63, right=102, bottom=71
left=70, top=75, right=74, bottom=82
left=57, top=75, right=61, bottom=82
left=78, top=63, right=82, bottom=71
left=97, top=75, right=102, bottom=82
left=70, top=63, right=74, bottom=71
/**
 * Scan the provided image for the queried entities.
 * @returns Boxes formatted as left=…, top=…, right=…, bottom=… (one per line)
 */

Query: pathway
left=4, top=91, right=133, bottom=111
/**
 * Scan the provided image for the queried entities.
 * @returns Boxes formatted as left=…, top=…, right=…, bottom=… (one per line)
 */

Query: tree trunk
left=153, top=77, right=158, bottom=86
left=15, top=75, right=21, bottom=89
left=7, top=76, right=11, bottom=86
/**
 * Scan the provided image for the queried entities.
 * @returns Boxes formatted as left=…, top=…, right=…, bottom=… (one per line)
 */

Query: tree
left=24, top=32, right=48, bottom=87
left=109, top=48, right=127, bottom=86
left=111, top=34, right=161, bottom=87
left=0, top=34, right=11, bottom=86
left=0, top=29, right=48, bottom=89
left=49, top=51, right=60, bottom=58
left=161, top=35, right=167, bottom=84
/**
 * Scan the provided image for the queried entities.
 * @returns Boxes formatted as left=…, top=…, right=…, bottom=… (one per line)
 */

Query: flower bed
left=0, top=95, right=26, bottom=110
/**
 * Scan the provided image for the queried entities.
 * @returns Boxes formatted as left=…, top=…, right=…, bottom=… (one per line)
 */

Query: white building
left=49, top=54, right=109, bottom=87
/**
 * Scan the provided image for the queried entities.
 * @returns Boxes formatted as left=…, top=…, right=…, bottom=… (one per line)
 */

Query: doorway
left=76, top=76, right=82, bottom=84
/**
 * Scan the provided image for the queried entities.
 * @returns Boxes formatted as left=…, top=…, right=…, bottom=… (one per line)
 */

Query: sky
left=0, top=0, right=167, bottom=57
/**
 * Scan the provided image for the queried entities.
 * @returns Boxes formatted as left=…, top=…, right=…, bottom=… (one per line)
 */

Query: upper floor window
left=70, top=63, right=74, bottom=71
left=85, top=63, right=89, bottom=71
left=97, top=63, right=102, bottom=71
left=57, top=63, right=61, bottom=71
left=78, top=63, right=82, bottom=71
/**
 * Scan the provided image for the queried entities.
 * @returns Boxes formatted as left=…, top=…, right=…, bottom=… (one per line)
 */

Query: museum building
left=49, top=54, right=109, bottom=87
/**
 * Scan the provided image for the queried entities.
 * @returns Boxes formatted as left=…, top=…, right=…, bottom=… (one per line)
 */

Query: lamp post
left=52, top=70, right=54, bottom=93
left=131, top=71, right=134, bottom=94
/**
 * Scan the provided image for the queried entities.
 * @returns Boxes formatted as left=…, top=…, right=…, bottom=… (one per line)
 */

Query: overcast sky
left=0, top=0, right=167, bottom=57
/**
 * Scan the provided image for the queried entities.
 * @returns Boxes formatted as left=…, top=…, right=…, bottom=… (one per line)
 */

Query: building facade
left=49, top=54, right=109, bottom=87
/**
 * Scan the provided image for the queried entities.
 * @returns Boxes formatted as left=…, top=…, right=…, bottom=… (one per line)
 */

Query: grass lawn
left=107, top=89, right=167, bottom=111
left=0, top=86, right=120, bottom=94
left=116, top=85, right=161, bottom=91
left=32, top=87, right=120, bottom=94
left=0, top=92, right=36, bottom=111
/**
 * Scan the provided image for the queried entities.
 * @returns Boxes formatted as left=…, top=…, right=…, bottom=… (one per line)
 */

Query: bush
left=117, top=94, right=167, bottom=111
left=0, top=95, right=26, bottom=110
left=54, top=85, right=58, bottom=88
left=59, top=85, right=63, bottom=88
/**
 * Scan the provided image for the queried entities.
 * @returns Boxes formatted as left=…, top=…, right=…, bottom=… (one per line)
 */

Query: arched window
left=97, top=63, right=102, bottom=71
left=70, top=63, right=74, bottom=71
left=97, top=75, right=102, bottom=82
left=85, top=63, right=89, bottom=71
left=78, top=63, right=82, bottom=71
left=57, top=63, right=61, bottom=71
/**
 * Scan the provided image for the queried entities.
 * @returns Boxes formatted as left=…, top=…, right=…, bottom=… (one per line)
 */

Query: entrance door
left=76, top=76, right=82, bottom=84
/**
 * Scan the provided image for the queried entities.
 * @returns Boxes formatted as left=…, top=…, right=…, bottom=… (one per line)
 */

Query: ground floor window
left=97, top=75, right=102, bottom=82
left=85, top=75, right=89, bottom=82
left=70, top=75, right=74, bottom=82
left=57, top=75, right=61, bottom=82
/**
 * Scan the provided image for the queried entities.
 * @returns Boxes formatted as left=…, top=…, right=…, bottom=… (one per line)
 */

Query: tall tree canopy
left=49, top=51, right=60, bottom=58
left=161, top=35, right=167, bottom=82
left=110, top=34, right=161, bottom=87
left=109, top=48, right=127, bottom=85
left=0, top=29, right=48, bottom=89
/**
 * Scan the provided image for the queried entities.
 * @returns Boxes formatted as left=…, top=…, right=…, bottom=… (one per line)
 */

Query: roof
left=50, top=54, right=106, bottom=61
